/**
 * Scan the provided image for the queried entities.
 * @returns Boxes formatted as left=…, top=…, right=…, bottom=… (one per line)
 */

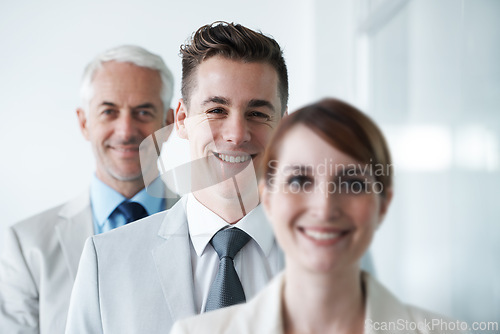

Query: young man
left=0, top=45, right=176, bottom=334
left=65, top=22, right=289, bottom=333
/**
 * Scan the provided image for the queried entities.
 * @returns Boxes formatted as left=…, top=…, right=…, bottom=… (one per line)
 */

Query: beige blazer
left=0, top=191, right=93, bottom=334
left=170, top=272, right=461, bottom=334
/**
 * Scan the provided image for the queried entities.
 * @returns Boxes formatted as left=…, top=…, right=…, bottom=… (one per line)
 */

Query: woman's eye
left=286, top=175, right=312, bottom=192
left=339, top=178, right=367, bottom=194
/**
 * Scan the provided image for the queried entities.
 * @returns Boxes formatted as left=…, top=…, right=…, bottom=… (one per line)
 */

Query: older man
left=0, top=45, right=176, bottom=334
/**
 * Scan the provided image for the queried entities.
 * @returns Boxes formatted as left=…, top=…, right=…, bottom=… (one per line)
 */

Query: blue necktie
left=205, top=228, right=251, bottom=312
left=116, top=201, right=148, bottom=224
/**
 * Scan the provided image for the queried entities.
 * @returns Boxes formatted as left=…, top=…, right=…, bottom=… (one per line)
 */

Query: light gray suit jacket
left=0, top=191, right=93, bottom=334
left=0, top=190, right=175, bottom=334
left=66, top=196, right=285, bottom=334
left=171, top=272, right=462, bottom=334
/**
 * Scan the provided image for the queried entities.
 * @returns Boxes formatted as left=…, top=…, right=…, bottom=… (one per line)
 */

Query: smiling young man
left=0, top=45, right=175, bottom=334
left=176, top=53, right=283, bottom=223
left=64, top=22, right=289, bottom=334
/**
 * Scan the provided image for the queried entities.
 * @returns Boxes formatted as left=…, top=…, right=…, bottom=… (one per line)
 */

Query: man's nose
left=221, top=113, right=251, bottom=145
left=115, top=113, right=138, bottom=139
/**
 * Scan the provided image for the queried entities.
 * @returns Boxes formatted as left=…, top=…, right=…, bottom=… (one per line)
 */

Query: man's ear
left=176, top=99, right=189, bottom=139
left=165, top=108, right=174, bottom=126
left=282, top=107, right=288, bottom=117
left=76, top=108, right=90, bottom=141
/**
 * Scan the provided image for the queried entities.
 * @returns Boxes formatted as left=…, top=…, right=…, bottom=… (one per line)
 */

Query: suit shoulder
left=1, top=204, right=65, bottom=258
left=8, top=203, right=67, bottom=245
left=10, top=191, right=89, bottom=235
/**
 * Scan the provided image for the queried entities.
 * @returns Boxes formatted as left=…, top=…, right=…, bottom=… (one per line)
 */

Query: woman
left=170, top=98, right=460, bottom=334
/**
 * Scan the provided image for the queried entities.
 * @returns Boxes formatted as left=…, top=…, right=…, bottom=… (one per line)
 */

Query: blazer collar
left=54, top=190, right=93, bottom=280
left=255, top=273, right=286, bottom=333
left=236, top=272, right=285, bottom=333
left=364, top=271, right=418, bottom=334
left=152, top=196, right=197, bottom=321
left=251, top=272, right=418, bottom=334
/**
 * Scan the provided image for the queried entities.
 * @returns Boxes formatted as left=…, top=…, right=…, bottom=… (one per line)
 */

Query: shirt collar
left=90, top=174, right=164, bottom=227
left=186, top=193, right=274, bottom=257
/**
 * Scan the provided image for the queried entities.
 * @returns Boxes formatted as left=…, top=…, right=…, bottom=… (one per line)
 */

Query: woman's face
left=262, top=125, right=392, bottom=274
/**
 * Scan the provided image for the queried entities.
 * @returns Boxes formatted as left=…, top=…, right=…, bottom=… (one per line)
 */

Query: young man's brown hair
left=180, top=21, right=288, bottom=114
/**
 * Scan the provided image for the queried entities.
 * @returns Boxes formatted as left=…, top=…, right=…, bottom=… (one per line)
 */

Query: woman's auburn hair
left=261, top=98, right=393, bottom=196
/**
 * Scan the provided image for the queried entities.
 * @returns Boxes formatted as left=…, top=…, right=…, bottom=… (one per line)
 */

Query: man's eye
left=207, top=108, right=225, bottom=114
left=102, top=109, right=116, bottom=116
left=248, top=111, right=271, bottom=122
left=137, top=110, right=153, bottom=118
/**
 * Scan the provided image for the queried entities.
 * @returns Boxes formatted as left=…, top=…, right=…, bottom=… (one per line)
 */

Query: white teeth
left=303, top=229, right=340, bottom=241
left=215, top=153, right=251, bottom=164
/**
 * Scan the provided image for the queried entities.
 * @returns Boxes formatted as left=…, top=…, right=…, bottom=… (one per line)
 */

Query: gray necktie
left=205, top=228, right=251, bottom=312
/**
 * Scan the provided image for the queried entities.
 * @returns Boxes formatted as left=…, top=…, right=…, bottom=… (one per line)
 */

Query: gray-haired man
left=0, top=45, right=176, bottom=334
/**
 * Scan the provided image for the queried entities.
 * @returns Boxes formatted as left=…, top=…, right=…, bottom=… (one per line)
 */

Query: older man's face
left=77, top=61, right=165, bottom=188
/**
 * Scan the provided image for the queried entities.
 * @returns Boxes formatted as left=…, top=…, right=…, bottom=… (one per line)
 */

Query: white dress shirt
left=186, top=194, right=284, bottom=313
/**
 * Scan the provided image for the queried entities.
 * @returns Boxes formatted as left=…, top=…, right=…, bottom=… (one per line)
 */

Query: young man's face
left=176, top=55, right=283, bottom=201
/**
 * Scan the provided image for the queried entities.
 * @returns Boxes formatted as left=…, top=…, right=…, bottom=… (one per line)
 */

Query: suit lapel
left=164, top=194, right=180, bottom=211
left=252, top=273, right=285, bottom=333
left=152, top=197, right=196, bottom=321
left=364, top=272, right=417, bottom=334
left=55, top=191, right=93, bottom=280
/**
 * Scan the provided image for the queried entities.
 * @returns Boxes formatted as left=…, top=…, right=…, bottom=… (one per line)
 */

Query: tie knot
left=210, top=228, right=251, bottom=260
left=116, top=201, right=148, bottom=224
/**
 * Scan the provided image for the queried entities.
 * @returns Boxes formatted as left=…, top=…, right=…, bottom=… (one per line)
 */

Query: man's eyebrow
left=100, top=101, right=117, bottom=107
left=134, top=103, right=157, bottom=111
left=99, top=102, right=158, bottom=112
left=248, top=99, right=275, bottom=112
left=202, top=96, right=230, bottom=106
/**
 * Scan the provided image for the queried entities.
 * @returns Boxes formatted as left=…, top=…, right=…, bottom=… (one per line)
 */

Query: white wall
left=1, top=0, right=498, bottom=324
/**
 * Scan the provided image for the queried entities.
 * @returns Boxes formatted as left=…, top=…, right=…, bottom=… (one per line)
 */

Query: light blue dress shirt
left=90, top=175, right=165, bottom=234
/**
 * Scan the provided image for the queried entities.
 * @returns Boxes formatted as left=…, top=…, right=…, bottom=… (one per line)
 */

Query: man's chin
left=108, top=169, right=144, bottom=183
left=206, top=171, right=258, bottom=196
